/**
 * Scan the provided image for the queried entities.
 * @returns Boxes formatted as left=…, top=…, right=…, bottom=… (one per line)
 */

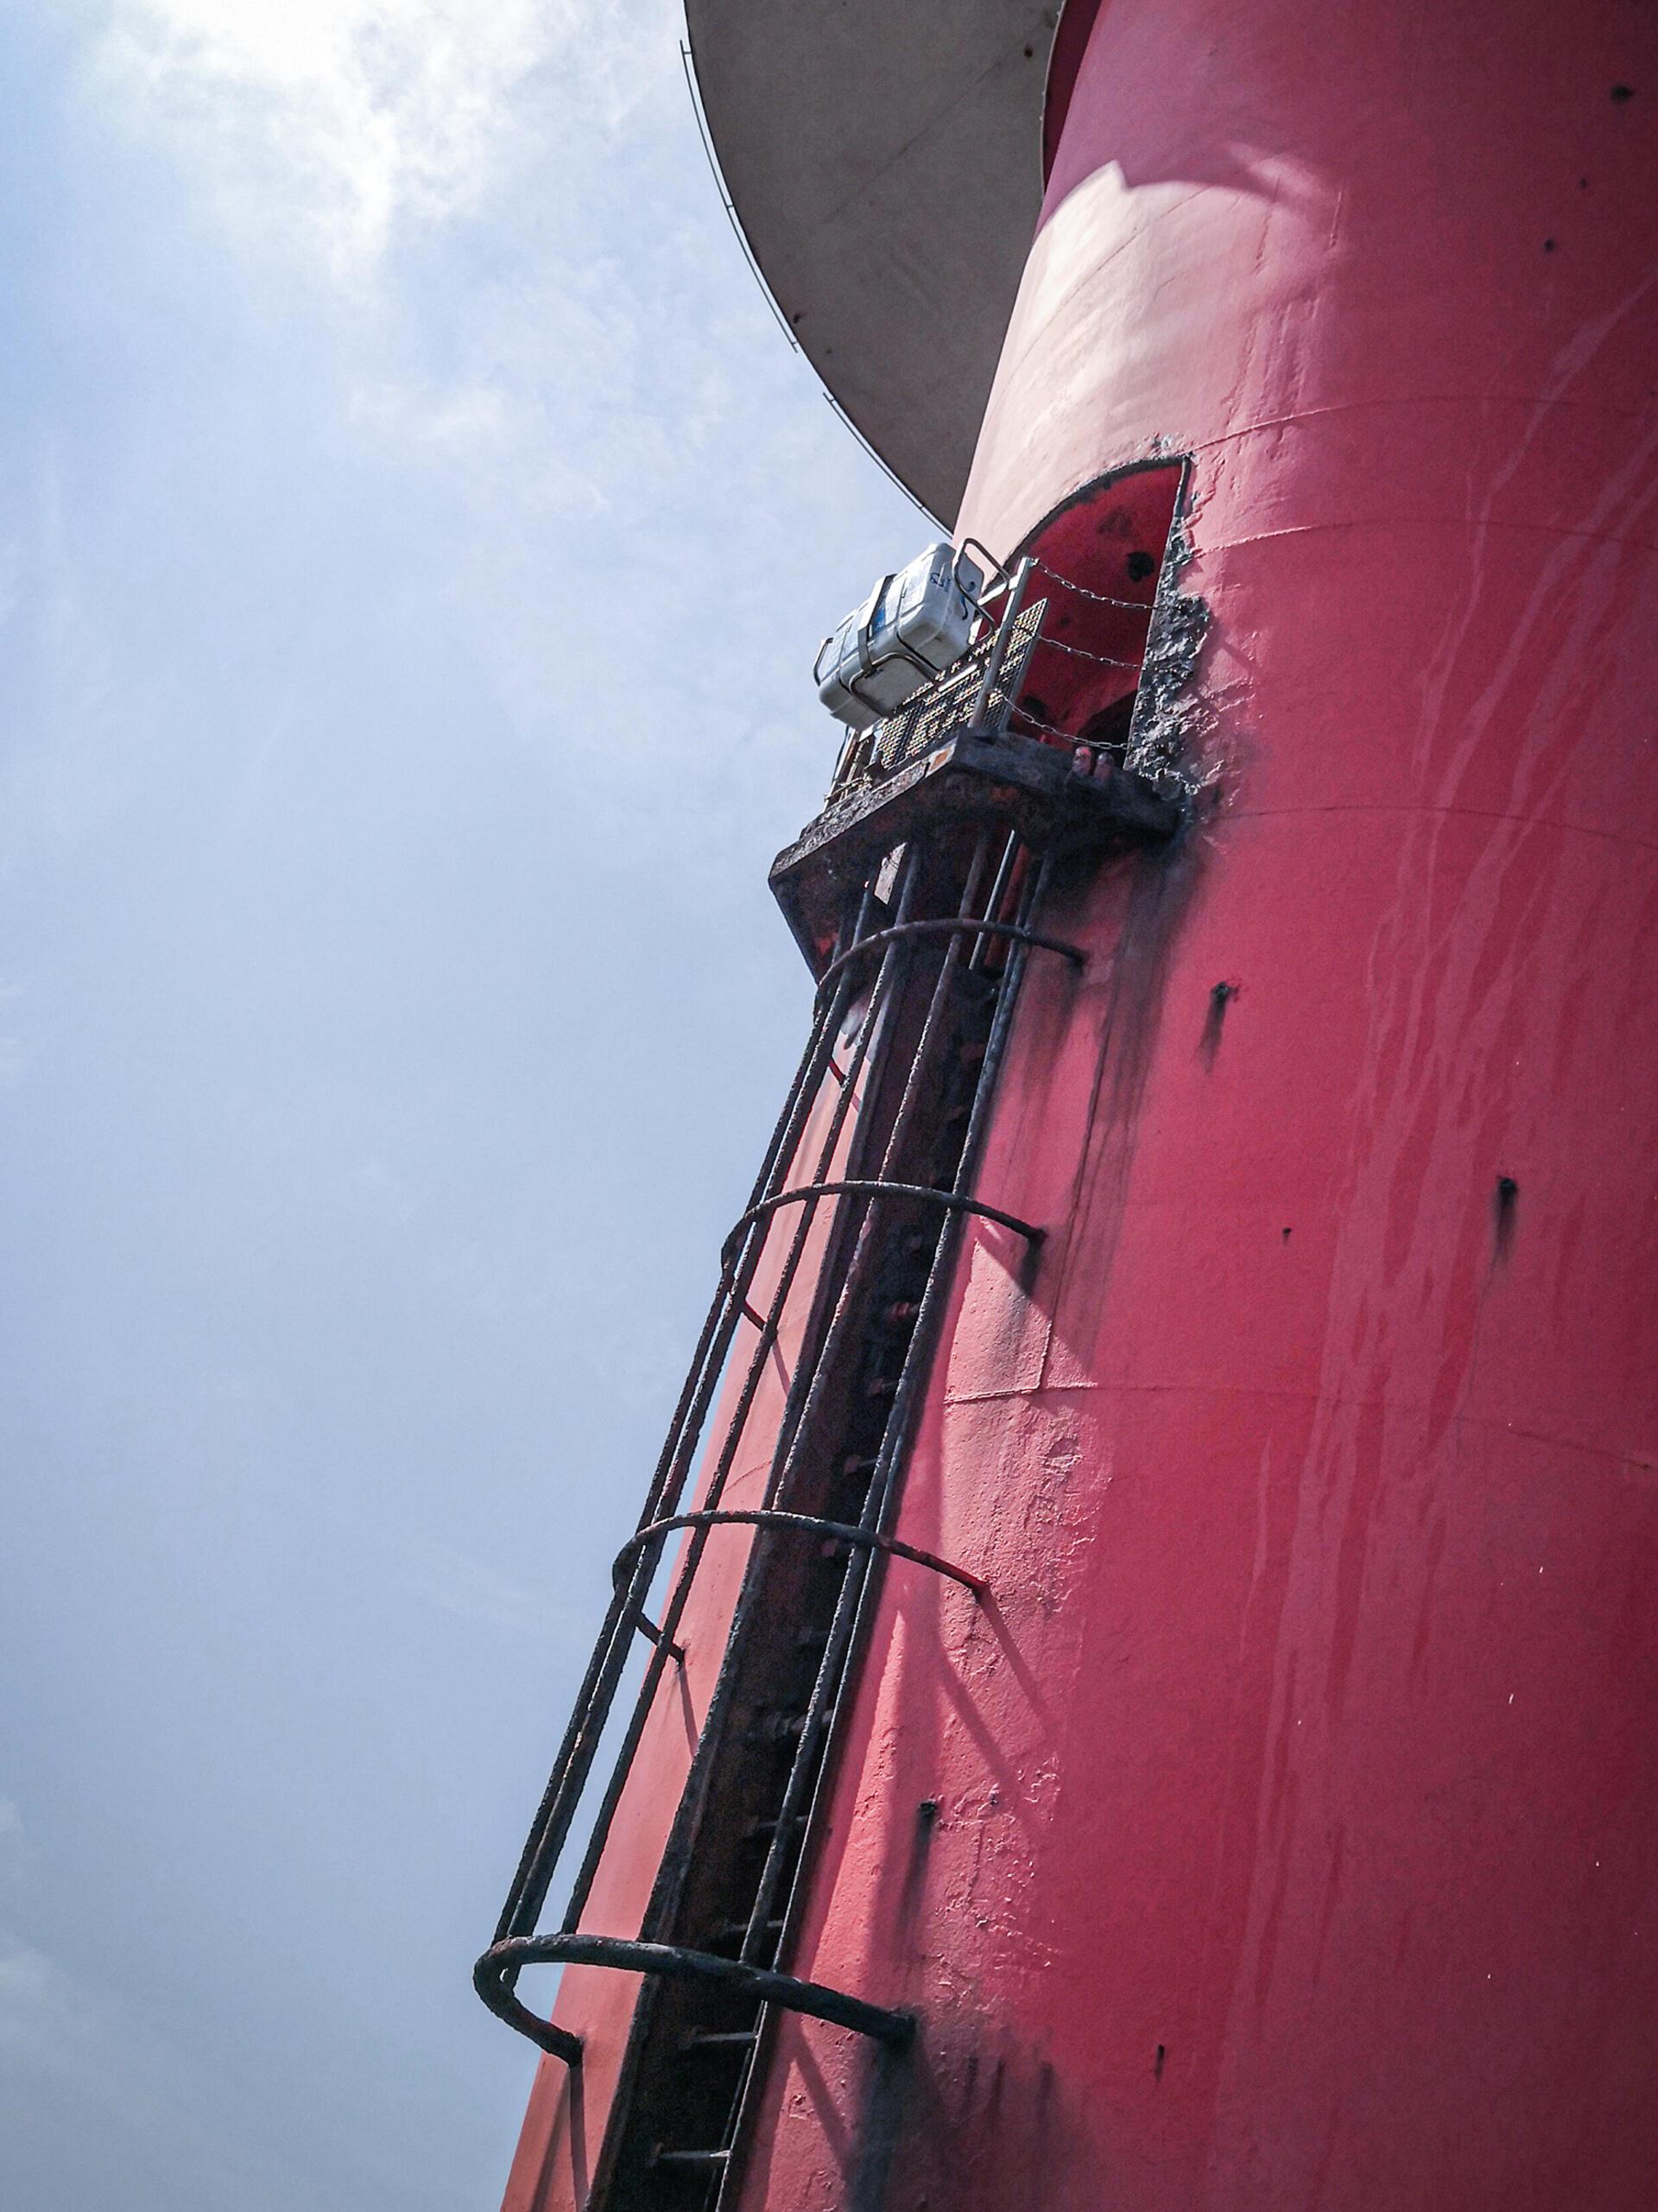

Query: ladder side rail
left=610, top=852, right=936, bottom=1956
left=552, top=849, right=929, bottom=1943
left=732, top=835, right=1035, bottom=1966
left=712, top=849, right=1054, bottom=2208
left=747, top=831, right=997, bottom=1538
left=491, top=879, right=886, bottom=1951
left=727, top=832, right=1005, bottom=1963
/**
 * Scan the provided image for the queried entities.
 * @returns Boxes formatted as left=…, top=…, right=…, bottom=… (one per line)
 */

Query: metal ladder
left=475, top=545, right=1187, bottom=2203
left=477, top=821, right=1079, bottom=2208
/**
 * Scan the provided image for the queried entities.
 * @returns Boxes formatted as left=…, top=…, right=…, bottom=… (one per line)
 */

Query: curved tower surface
left=480, top=4, right=1658, bottom=2208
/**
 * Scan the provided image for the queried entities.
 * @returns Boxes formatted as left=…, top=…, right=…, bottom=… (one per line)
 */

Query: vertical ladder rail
left=549, top=852, right=930, bottom=1945
left=706, top=850, right=1054, bottom=2206
left=477, top=811, right=1094, bottom=2209
left=487, top=871, right=910, bottom=2006
left=581, top=840, right=1056, bottom=2203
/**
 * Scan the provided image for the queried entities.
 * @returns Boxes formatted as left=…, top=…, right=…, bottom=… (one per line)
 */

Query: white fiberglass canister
left=814, top=542, right=985, bottom=730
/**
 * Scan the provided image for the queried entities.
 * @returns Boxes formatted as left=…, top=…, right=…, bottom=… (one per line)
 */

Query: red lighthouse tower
left=478, top=5, right=1658, bottom=2208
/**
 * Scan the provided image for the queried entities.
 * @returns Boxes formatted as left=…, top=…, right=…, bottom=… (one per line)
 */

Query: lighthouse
left=478, top=5, right=1658, bottom=2208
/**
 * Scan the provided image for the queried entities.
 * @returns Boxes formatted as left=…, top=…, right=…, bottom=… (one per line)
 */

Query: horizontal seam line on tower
left=1193, top=511, right=1658, bottom=558
left=1224, top=800, right=1658, bottom=859
left=941, top=1381, right=1647, bottom=1467
left=1193, top=391, right=1657, bottom=445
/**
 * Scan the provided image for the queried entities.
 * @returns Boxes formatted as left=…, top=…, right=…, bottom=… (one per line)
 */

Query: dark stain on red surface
left=845, top=2039, right=914, bottom=2212
left=1200, top=979, right=1238, bottom=1065
left=1494, top=1174, right=1520, bottom=1263
left=896, top=1799, right=942, bottom=1940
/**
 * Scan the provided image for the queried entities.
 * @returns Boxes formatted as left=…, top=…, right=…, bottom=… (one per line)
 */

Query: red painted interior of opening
left=1012, top=462, right=1181, bottom=747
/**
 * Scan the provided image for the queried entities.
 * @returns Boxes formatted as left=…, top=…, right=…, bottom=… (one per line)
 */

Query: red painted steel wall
left=732, top=3, right=1658, bottom=2208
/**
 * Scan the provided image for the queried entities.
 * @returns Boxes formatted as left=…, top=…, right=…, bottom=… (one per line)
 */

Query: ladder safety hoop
left=469, top=1955, right=585, bottom=2064
left=720, top=1178, right=1042, bottom=1271
left=473, top=1933, right=914, bottom=2063
left=813, top=915, right=1085, bottom=1001
left=613, top=1506, right=987, bottom=1603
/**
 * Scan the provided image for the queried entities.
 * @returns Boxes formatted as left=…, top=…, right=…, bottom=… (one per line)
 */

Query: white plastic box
left=814, top=542, right=985, bottom=730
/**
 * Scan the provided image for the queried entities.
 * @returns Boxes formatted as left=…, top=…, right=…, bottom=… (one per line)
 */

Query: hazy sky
left=0, top=4, right=917, bottom=2203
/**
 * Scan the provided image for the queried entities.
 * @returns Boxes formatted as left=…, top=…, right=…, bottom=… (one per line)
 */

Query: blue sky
left=0, top=4, right=916, bottom=2203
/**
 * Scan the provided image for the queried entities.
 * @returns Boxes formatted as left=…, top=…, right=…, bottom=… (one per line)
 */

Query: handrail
left=965, top=555, right=1034, bottom=734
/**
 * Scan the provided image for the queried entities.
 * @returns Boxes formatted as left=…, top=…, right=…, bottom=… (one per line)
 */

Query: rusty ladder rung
left=680, top=2028, right=759, bottom=2053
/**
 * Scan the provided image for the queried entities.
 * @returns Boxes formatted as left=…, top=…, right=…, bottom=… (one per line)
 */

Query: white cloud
left=71, top=0, right=776, bottom=769
left=83, top=0, right=593, bottom=275
left=48, top=0, right=908, bottom=868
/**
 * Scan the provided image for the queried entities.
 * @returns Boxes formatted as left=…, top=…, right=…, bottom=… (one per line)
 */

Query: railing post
left=965, top=555, right=1034, bottom=736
